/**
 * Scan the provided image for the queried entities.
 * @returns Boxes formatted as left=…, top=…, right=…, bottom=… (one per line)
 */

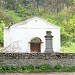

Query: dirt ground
left=0, top=72, right=75, bottom=75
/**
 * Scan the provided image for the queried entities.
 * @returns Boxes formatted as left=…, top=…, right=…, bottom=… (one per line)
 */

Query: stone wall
left=0, top=53, right=75, bottom=66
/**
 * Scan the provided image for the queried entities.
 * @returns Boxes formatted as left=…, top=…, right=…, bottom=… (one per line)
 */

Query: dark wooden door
left=31, top=43, right=40, bottom=52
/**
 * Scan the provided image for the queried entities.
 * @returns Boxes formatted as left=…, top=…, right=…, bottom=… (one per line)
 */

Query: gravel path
left=0, top=72, right=75, bottom=75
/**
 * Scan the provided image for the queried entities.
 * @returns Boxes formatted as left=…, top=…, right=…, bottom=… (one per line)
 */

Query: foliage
left=0, top=9, right=13, bottom=26
left=0, top=64, right=75, bottom=72
left=0, top=21, right=5, bottom=46
left=60, top=43, right=75, bottom=53
left=5, top=10, right=23, bottom=24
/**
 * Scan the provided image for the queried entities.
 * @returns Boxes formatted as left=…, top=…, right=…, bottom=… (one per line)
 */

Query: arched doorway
left=30, top=37, right=42, bottom=52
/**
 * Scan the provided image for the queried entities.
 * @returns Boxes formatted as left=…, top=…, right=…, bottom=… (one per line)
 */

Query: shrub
left=54, top=65, right=62, bottom=72
left=0, top=65, right=75, bottom=72
left=38, top=64, right=53, bottom=72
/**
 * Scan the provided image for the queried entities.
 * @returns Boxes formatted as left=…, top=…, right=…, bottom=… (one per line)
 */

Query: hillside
left=0, top=0, right=75, bottom=52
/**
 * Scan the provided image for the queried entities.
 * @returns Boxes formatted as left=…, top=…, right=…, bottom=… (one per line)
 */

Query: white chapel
left=4, top=17, right=60, bottom=53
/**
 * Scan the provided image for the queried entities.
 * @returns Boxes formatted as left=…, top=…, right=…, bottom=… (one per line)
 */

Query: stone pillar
left=45, top=31, right=54, bottom=53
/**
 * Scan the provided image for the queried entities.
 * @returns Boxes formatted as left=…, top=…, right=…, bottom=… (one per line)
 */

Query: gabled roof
left=5, top=17, right=60, bottom=29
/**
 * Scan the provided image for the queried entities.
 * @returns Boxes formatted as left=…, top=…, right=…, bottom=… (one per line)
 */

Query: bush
left=62, top=66, right=72, bottom=72
left=38, top=64, right=53, bottom=72
left=54, top=65, right=62, bottom=72
left=0, top=64, right=75, bottom=72
left=26, top=65, right=35, bottom=72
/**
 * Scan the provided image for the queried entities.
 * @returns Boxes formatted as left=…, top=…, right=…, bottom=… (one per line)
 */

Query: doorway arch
left=30, top=37, right=42, bottom=52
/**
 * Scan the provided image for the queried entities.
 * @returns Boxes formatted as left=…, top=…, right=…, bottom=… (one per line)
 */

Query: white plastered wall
left=4, top=28, right=10, bottom=48
left=4, top=17, right=60, bottom=53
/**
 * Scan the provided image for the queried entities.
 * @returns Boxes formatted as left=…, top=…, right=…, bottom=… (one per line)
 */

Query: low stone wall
left=0, top=53, right=75, bottom=66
